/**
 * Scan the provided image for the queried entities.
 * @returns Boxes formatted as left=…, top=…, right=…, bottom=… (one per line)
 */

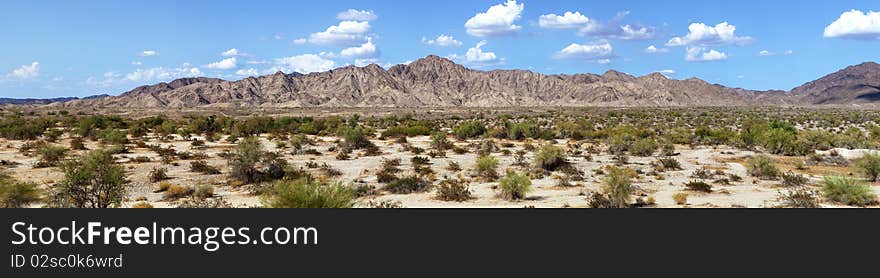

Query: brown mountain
left=56, top=56, right=878, bottom=108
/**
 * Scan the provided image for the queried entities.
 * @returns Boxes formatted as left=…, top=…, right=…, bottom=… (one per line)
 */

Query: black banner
left=2, top=209, right=878, bottom=276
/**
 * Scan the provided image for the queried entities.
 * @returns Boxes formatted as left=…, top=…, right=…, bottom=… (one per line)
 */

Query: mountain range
left=15, top=56, right=880, bottom=108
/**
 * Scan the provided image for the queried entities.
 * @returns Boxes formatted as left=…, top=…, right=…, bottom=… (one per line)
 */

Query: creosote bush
left=672, top=193, right=688, bottom=205
left=684, top=180, right=712, bottom=193
left=778, top=188, right=820, bottom=208
left=602, top=166, right=636, bottom=208
left=820, top=176, right=878, bottom=207
left=0, top=173, right=41, bottom=208
left=498, top=170, right=531, bottom=201
left=383, top=176, right=431, bottom=194
left=49, top=149, right=128, bottom=208
left=262, top=178, right=355, bottom=208
left=748, top=155, right=780, bottom=180
left=149, top=167, right=170, bottom=183
left=474, top=155, right=499, bottom=181
left=855, top=152, right=880, bottom=182
left=435, top=178, right=472, bottom=202
left=533, top=144, right=567, bottom=171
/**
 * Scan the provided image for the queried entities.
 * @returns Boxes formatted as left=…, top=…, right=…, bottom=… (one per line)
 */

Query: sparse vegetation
left=262, top=179, right=355, bottom=208
left=498, top=170, right=531, bottom=200
left=820, top=176, right=878, bottom=207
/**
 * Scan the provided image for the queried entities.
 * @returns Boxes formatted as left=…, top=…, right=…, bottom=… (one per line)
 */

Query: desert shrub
left=190, top=160, right=221, bottom=175
left=672, top=193, right=688, bottom=205
left=411, top=156, right=430, bottom=167
left=35, top=144, right=68, bottom=168
left=194, top=185, right=214, bottom=199
left=820, top=176, right=878, bottom=206
left=380, top=124, right=432, bottom=139
left=532, top=144, right=567, bottom=171
left=149, top=167, right=170, bottom=183
left=262, top=178, right=355, bottom=208
left=748, top=155, right=780, bottom=180
left=690, top=167, right=714, bottom=179
left=446, top=161, right=462, bottom=172
left=630, top=138, right=657, bottom=157
left=603, top=166, right=636, bottom=208
left=855, top=152, right=880, bottom=182
left=474, top=155, right=499, bottom=181
left=453, top=121, right=486, bottom=140
left=587, top=192, right=614, bottom=208
left=131, top=202, right=153, bottom=208
left=363, top=200, right=404, bottom=208
left=383, top=176, right=431, bottom=194
left=162, top=184, right=194, bottom=200
left=781, top=171, right=809, bottom=187
left=498, top=170, right=531, bottom=200
left=49, top=150, right=129, bottom=208
left=655, top=157, right=682, bottom=171
left=177, top=196, right=234, bottom=208
left=430, top=132, right=453, bottom=150
left=227, top=137, right=266, bottom=184
left=69, top=137, right=87, bottom=150
left=435, top=178, right=472, bottom=201
left=0, top=173, right=41, bottom=208
left=778, top=188, right=820, bottom=208
left=684, top=180, right=712, bottom=193
left=335, top=151, right=350, bottom=160
left=336, top=126, right=374, bottom=150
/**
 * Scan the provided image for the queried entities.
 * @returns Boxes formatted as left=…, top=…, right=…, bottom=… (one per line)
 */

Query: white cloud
left=422, top=35, right=463, bottom=47
left=85, top=72, right=123, bottom=88
left=131, top=61, right=143, bottom=66
left=685, top=47, right=727, bottom=62
left=645, top=45, right=669, bottom=53
left=235, top=68, right=260, bottom=77
left=205, top=57, right=238, bottom=70
left=464, top=0, right=524, bottom=37
left=271, top=54, right=336, bottom=74
left=307, top=21, right=372, bottom=46
left=336, top=9, right=377, bottom=21
left=10, top=62, right=40, bottom=79
left=666, top=22, right=752, bottom=46
left=293, top=38, right=307, bottom=45
left=354, top=58, right=380, bottom=67
left=140, top=50, right=159, bottom=57
left=221, top=48, right=240, bottom=57
left=758, top=50, right=773, bottom=56
left=273, top=33, right=284, bottom=40
left=575, top=11, right=655, bottom=40
left=449, top=40, right=504, bottom=65
left=340, top=38, right=379, bottom=58
left=125, top=66, right=203, bottom=82
left=553, top=41, right=614, bottom=62
left=784, top=50, right=793, bottom=55
left=824, top=10, right=880, bottom=39
left=654, top=69, right=676, bottom=76
left=538, top=11, right=590, bottom=29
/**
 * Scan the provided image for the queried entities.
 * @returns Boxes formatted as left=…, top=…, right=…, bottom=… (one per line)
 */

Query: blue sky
left=1, top=0, right=879, bottom=98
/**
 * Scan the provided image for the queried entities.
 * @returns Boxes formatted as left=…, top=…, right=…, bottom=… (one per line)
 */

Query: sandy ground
left=2, top=134, right=879, bottom=208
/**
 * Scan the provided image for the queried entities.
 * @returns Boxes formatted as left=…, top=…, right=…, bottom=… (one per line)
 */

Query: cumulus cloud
left=422, top=35, right=463, bottom=47
left=271, top=54, right=336, bottom=74
left=449, top=40, right=504, bottom=65
left=235, top=68, right=260, bottom=77
left=685, top=47, right=727, bottom=62
left=464, top=0, right=524, bottom=37
left=758, top=50, right=773, bottom=56
left=336, top=9, right=377, bottom=21
left=140, top=50, right=159, bottom=57
left=645, top=45, right=669, bottom=53
left=666, top=22, right=752, bottom=46
left=10, top=62, right=40, bottom=79
left=292, top=38, right=307, bottom=45
left=85, top=72, right=123, bottom=88
left=538, top=11, right=590, bottom=29
left=125, top=66, right=203, bottom=82
left=354, top=58, right=380, bottom=67
left=221, top=48, right=240, bottom=57
left=205, top=57, right=238, bottom=70
left=340, top=38, right=379, bottom=58
left=824, top=9, right=880, bottom=39
left=308, top=20, right=372, bottom=46
left=553, top=41, right=614, bottom=62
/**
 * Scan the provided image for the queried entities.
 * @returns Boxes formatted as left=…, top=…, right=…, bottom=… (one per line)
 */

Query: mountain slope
left=55, top=56, right=879, bottom=108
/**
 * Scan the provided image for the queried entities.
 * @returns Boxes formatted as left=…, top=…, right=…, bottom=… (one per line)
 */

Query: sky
left=1, top=0, right=879, bottom=98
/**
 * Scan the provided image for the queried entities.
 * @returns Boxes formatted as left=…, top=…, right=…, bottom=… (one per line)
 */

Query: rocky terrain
left=19, top=56, right=880, bottom=108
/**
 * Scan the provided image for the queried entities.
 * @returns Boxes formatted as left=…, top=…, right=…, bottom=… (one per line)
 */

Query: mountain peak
left=602, top=70, right=634, bottom=81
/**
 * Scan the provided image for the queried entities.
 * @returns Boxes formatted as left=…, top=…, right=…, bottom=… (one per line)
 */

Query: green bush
left=337, top=126, right=374, bottom=150
left=453, top=121, right=486, bottom=139
left=0, top=173, right=41, bottom=208
left=532, top=144, right=567, bottom=171
left=149, top=167, right=170, bottom=183
left=50, top=150, right=129, bottom=208
left=603, top=166, right=636, bottom=208
left=855, top=152, right=880, bottom=182
left=820, top=176, right=878, bottom=206
left=747, top=155, right=780, bottom=180
left=498, top=170, right=531, bottom=200
left=430, top=132, right=453, bottom=150
left=35, top=144, right=68, bottom=168
left=630, top=138, right=657, bottom=157
left=781, top=171, right=808, bottom=187
left=262, top=179, right=355, bottom=208
left=474, top=155, right=499, bottom=181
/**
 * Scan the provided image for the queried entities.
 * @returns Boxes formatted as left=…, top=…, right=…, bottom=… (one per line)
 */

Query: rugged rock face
left=57, top=56, right=880, bottom=108
left=790, top=62, right=880, bottom=105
